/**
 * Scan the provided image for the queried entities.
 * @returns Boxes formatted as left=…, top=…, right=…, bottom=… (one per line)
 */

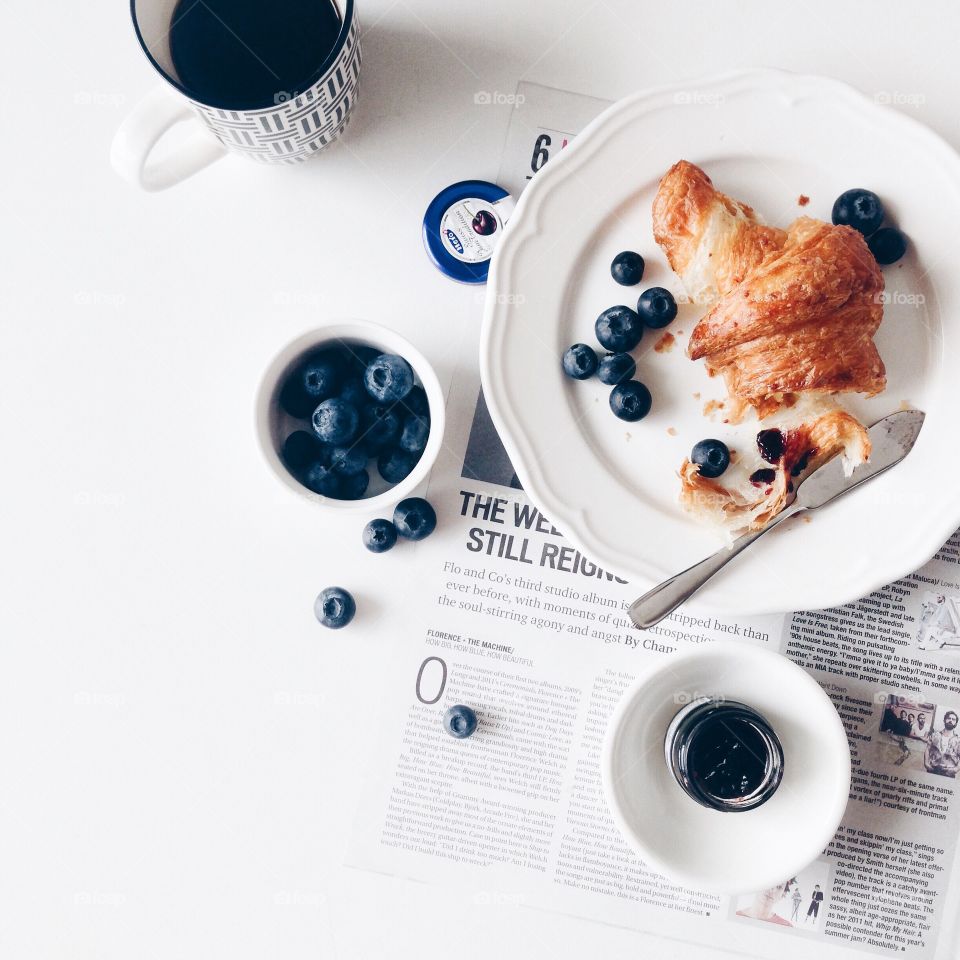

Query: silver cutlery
left=628, top=409, right=926, bottom=629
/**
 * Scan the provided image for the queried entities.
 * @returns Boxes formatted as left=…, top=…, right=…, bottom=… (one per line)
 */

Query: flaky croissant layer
left=653, top=161, right=886, bottom=418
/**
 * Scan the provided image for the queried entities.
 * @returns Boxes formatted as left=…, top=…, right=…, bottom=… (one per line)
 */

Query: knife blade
left=794, top=408, right=925, bottom=511
left=627, top=409, right=926, bottom=630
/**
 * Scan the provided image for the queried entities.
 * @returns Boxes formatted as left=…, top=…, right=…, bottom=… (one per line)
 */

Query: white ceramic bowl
left=601, top=641, right=850, bottom=894
left=255, top=320, right=445, bottom=512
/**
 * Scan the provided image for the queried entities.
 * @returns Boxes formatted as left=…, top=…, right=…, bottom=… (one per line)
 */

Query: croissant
left=653, top=161, right=886, bottom=419
left=689, top=217, right=886, bottom=417
left=652, top=160, right=787, bottom=303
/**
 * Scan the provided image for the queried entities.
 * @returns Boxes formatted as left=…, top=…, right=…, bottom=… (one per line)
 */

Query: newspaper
left=348, top=83, right=960, bottom=960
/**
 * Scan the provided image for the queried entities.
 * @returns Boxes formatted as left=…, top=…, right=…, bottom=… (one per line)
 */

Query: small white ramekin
left=602, top=640, right=851, bottom=894
left=255, top=320, right=445, bottom=512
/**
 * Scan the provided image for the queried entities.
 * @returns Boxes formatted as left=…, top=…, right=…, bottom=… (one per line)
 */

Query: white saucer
left=601, top=642, right=850, bottom=894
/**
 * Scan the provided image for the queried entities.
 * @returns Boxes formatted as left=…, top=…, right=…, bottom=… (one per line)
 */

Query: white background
left=2, top=1, right=958, bottom=957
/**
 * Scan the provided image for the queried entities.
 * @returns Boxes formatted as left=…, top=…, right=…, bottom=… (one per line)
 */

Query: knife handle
left=628, top=504, right=802, bottom=629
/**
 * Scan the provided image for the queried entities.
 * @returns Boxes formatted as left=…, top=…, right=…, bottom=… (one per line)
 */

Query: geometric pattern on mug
left=192, top=15, right=362, bottom=164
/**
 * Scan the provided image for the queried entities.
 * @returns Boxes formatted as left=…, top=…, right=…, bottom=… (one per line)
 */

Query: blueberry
left=400, top=386, right=430, bottom=418
left=364, top=354, right=414, bottom=404
left=636, top=287, right=678, bottom=328
left=348, top=345, right=381, bottom=373
left=691, top=439, right=730, bottom=479
left=597, top=352, right=636, bottom=385
left=595, top=305, right=643, bottom=352
left=399, top=413, right=430, bottom=454
left=363, top=518, right=398, bottom=553
left=329, top=445, right=367, bottom=476
left=610, top=250, right=645, bottom=286
left=279, top=379, right=316, bottom=418
left=378, top=448, right=418, bottom=484
left=304, top=462, right=341, bottom=497
left=832, top=188, right=884, bottom=236
left=394, top=497, right=437, bottom=540
left=312, top=398, right=359, bottom=445
left=360, top=403, right=401, bottom=453
left=281, top=351, right=343, bottom=417
left=562, top=343, right=599, bottom=380
left=338, top=376, right=368, bottom=408
left=443, top=704, right=478, bottom=739
left=339, top=468, right=370, bottom=500
left=867, top=227, right=907, bottom=265
left=609, top=380, right=652, bottom=421
left=314, top=586, right=356, bottom=629
left=282, top=430, right=324, bottom=470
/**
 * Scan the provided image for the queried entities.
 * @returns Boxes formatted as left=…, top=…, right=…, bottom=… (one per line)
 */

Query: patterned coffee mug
left=112, top=0, right=361, bottom=191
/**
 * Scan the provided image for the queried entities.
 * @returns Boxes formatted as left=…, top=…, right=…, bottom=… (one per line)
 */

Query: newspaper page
left=348, top=83, right=960, bottom=960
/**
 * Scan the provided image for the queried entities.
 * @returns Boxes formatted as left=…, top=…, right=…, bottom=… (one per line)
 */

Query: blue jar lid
left=422, top=180, right=515, bottom=284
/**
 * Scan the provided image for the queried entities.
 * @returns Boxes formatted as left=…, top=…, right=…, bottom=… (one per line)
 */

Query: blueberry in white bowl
left=280, top=351, right=343, bottom=417
left=349, top=345, right=381, bottom=372
left=401, top=385, right=430, bottom=418
left=360, top=403, right=402, bottom=454
left=691, top=439, right=730, bottom=479
left=363, top=518, right=398, bottom=553
left=562, top=343, right=599, bottom=380
left=338, top=376, right=368, bottom=408
left=378, top=448, right=418, bottom=485
left=595, top=305, right=643, bottom=352
left=637, top=287, right=678, bottom=328
left=611, top=250, right=645, bottom=286
left=339, top=469, right=370, bottom=500
left=867, top=226, right=907, bottom=265
left=394, top=497, right=437, bottom=541
left=443, top=704, right=478, bottom=739
left=312, top=397, right=360, bottom=445
left=399, top=413, right=430, bottom=454
left=329, top=445, right=367, bottom=476
left=282, top=430, right=325, bottom=471
left=314, top=586, right=356, bottom=629
left=831, top=188, right=884, bottom=236
left=597, top=352, right=636, bottom=386
left=610, top=380, right=652, bottom=422
left=365, top=354, right=414, bottom=404
left=305, top=462, right=341, bottom=497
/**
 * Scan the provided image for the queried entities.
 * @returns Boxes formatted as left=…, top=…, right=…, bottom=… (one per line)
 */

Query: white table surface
left=2, top=1, right=957, bottom=956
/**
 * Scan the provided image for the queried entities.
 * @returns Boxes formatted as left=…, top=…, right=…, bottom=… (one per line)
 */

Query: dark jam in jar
left=688, top=715, right=771, bottom=801
left=666, top=698, right=784, bottom=812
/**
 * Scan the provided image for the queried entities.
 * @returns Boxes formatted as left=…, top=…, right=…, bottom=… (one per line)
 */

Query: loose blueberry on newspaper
left=443, top=704, right=478, bottom=739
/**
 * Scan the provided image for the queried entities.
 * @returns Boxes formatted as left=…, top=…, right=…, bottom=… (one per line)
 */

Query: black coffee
left=169, top=0, right=341, bottom=109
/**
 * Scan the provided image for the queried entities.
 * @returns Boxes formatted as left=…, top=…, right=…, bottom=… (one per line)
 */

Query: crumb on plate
left=654, top=332, right=675, bottom=353
left=667, top=426, right=677, bottom=436
left=798, top=194, right=810, bottom=207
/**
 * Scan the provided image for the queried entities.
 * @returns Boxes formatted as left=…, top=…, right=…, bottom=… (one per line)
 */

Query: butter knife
left=628, top=409, right=926, bottom=630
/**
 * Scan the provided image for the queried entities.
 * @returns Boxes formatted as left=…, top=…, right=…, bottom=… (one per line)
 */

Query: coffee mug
left=112, top=0, right=361, bottom=191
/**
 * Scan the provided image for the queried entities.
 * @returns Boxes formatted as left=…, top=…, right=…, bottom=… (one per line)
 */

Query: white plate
left=481, top=68, right=955, bottom=615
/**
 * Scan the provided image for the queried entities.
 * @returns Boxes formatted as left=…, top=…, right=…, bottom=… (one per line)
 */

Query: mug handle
left=110, top=86, right=227, bottom=191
